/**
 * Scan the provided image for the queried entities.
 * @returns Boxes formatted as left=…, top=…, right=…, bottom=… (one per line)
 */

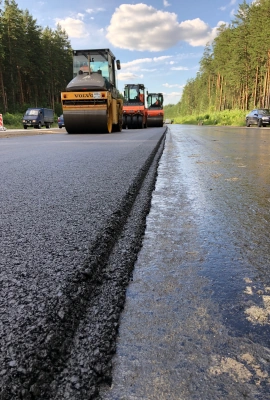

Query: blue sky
left=16, top=0, right=249, bottom=105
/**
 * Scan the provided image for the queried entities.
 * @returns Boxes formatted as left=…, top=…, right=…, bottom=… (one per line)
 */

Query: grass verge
left=166, top=109, right=248, bottom=126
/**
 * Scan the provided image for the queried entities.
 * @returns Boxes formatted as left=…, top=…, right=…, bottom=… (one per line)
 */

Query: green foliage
left=169, top=0, right=270, bottom=119
left=169, top=109, right=247, bottom=126
left=54, top=103, right=63, bottom=117
left=2, top=112, right=22, bottom=126
left=0, top=1, right=73, bottom=114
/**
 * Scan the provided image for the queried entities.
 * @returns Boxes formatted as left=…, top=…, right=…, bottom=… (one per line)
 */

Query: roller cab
left=147, top=93, right=164, bottom=127
left=61, top=49, right=123, bottom=133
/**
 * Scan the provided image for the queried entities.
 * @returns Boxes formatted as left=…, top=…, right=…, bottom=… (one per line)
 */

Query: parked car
left=58, top=114, right=65, bottom=128
left=246, top=109, right=270, bottom=127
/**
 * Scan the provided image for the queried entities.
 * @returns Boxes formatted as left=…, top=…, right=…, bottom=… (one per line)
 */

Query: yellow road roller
left=61, top=49, right=123, bottom=133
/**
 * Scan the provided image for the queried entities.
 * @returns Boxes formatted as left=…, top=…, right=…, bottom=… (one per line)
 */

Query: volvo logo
left=74, top=93, right=92, bottom=98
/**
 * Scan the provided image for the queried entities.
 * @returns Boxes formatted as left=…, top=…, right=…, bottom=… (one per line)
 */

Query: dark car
left=246, top=109, right=270, bottom=127
left=58, top=114, right=64, bottom=128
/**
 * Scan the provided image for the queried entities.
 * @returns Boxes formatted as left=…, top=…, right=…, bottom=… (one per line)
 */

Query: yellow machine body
left=61, top=49, right=123, bottom=134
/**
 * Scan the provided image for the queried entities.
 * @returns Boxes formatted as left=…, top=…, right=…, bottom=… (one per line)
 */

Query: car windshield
left=259, top=109, right=270, bottom=115
left=26, top=109, right=39, bottom=116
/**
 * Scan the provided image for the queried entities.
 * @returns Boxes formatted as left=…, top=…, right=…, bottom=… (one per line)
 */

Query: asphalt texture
left=101, top=125, right=270, bottom=400
left=0, top=127, right=166, bottom=399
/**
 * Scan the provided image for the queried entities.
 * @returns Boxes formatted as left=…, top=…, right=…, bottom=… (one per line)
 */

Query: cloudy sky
left=16, top=0, right=249, bottom=105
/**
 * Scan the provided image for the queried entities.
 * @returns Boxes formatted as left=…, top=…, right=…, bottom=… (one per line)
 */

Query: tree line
left=177, top=0, right=270, bottom=117
left=0, top=0, right=73, bottom=114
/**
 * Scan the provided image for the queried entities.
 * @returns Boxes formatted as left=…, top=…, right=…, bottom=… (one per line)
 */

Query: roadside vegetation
left=164, top=106, right=247, bottom=126
left=164, top=0, right=270, bottom=126
left=0, top=0, right=72, bottom=118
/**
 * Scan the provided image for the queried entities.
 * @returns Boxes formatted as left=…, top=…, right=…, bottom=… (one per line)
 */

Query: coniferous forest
left=0, top=0, right=73, bottom=115
left=166, top=0, right=270, bottom=120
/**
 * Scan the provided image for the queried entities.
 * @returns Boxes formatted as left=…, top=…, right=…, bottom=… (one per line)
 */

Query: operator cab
left=66, top=49, right=121, bottom=92
left=124, top=84, right=146, bottom=104
left=147, top=93, right=163, bottom=108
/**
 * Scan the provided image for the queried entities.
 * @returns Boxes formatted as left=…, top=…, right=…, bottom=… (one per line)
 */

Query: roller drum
left=147, top=116, right=163, bottom=127
left=64, top=109, right=108, bottom=133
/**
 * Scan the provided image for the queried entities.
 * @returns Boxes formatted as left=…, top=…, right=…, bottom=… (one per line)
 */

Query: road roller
left=146, top=93, right=164, bottom=127
left=122, top=84, right=148, bottom=129
left=61, top=49, right=123, bottom=133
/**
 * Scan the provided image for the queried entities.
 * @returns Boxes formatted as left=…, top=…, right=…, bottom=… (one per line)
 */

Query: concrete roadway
left=101, top=125, right=270, bottom=400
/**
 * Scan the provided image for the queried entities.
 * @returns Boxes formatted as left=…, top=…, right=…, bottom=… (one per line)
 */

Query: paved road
left=0, top=128, right=166, bottom=399
left=101, top=125, right=270, bottom=400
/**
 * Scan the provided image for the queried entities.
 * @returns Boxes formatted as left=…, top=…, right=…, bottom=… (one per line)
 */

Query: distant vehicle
left=164, top=118, right=173, bottom=124
left=246, top=109, right=270, bottom=127
left=122, top=83, right=148, bottom=129
left=22, top=108, right=54, bottom=129
left=58, top=114, right=65, bottom=128
left=147, top=93, right=164, bottom=127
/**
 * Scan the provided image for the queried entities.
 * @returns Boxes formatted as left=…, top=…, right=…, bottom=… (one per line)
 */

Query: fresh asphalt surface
left=1, top=125, right=270, bottom=399
left=0, top=127, right=166, bottom=399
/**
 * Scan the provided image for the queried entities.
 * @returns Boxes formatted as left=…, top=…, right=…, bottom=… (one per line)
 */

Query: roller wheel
left=106, top=106, right=113, bottom=133
left=66, top=127, right=76, bottom=134
left=112, top=114, right=123, bottom=132
left=138, top=115, right=143, bottom=129
left=122, top=115, right=127, bottom=129
left=126, top=115, right=132, bottom=129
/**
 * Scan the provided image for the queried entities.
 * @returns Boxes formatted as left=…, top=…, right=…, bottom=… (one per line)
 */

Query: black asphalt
left=0, top=128, right=166, bottom=399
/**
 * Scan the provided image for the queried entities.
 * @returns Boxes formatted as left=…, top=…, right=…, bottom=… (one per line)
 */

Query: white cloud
left=163, top=83, right=184, bottom=88
left=171, top=66, right=189, bottom=71
left=86, top=8, right=105, bottom=14
left=55, top=17, right=89, bottom=38
left=117, top=72, right=144, bottom=81
left=163, top=0, right=171, bottom=7
left=220, top=0, right=237, bottom=11
left=163, top=91, right=182, bottom=105
left=121, top=56, right=172, bottom=70
left=178, top=18, right=219, bottom=46
left=106, top=4, right=220, bottom=51
left=55, top=18, right=109, bottom=49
